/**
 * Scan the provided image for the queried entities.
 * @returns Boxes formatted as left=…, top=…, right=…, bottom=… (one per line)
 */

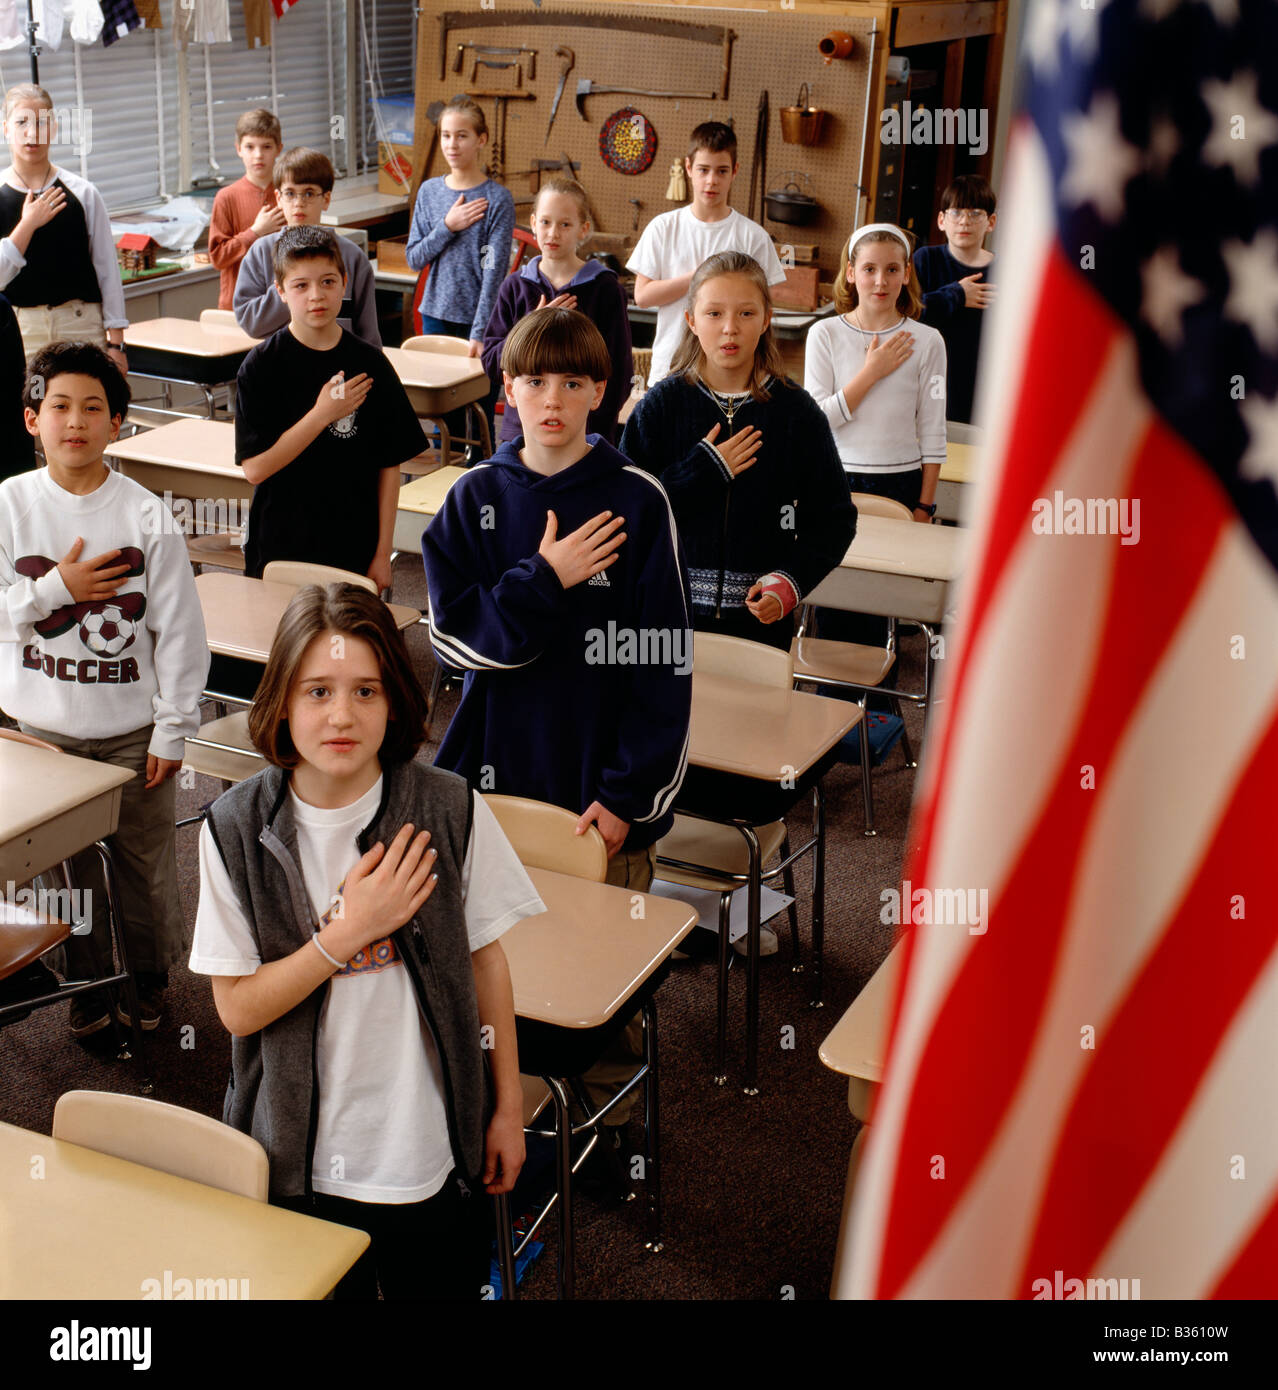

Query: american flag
left=839, top=0, right=1278, bottom=1299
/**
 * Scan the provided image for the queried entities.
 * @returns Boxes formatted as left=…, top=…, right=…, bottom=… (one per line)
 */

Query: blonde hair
left=4, top=83, right=52, bottom=118
left=834, top=230, right=923, bottom=319
left=533, top=176, right=591, bottom=226
left=669, top=251, right=786, bottom=402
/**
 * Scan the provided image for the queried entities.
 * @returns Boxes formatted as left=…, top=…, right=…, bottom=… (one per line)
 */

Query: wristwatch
left=914, top=501, right=937, bottom=517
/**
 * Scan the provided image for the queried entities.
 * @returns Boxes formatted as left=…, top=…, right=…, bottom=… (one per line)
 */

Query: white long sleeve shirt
left=803, top=313, right=948, bottom=474
left=0, top=469, right=209, bottom=758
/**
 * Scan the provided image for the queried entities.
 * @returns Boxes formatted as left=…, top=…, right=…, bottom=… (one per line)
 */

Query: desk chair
left=53, top=1090, right=269, bottom=1201
left=198, top=309, right=239, bottom=331
left=260, top=560, right=379, bottom=595
left=400, top=335, right=493, bottom=465
left=0, top=731, right=146, bottom=1078
left=656, top=634, right=831, bottom=1091
left=792, top=492, right=922, bottom=838
left=483, top=794, right=665, bottom=1300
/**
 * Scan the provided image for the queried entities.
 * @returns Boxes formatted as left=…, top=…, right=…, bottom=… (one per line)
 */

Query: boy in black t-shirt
left=235, top=226, right=425, bottom=585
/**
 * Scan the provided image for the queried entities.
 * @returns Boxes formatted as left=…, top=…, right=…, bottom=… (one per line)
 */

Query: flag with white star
left=839, top=0, right=1278, bottom=1301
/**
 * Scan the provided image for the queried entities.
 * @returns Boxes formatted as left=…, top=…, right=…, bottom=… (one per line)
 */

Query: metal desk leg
left=494, top=1190, right=517, bottom=1300
left=91, top=841, right=152, bottom=1092
left=811, top=785, right=826, bottom=1009
left=714, top=891, right=730, bottom=1085
left=642, top=998, right=663, bottom=1252
left=547, top=1075, right=576, bottom=1299
left=742, top=824, right=762, bottom=1096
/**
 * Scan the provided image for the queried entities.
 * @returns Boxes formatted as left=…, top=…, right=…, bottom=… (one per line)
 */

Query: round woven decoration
left=599, top=108, right=657, bottom=174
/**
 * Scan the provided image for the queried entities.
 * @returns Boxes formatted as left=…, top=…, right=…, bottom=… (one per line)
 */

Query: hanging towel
left=174, top=0, right=230, bottom=46
left=99, top=0, right=141, bottom=45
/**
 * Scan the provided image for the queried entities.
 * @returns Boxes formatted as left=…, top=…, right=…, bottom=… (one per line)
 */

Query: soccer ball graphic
left=79, top=604, right=137, bottom=656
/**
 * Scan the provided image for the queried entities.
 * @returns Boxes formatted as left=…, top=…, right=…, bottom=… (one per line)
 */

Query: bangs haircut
left=670, top=250, right=787, bottom=402
left=534, top=175, right=591, bottom=224
left=501, top=307, right=610, bottom=382
left=274, top=225, right=345, bottom=284
left=273, top=146, right=334, bottom=193
left=834, top=230, right=923, bottom=320
left=939, top=173, right=997, bottom=215
left=686, top=121, right=737, bottom=165
left=236, top=108, right=282, bottom=145
left=248, top=583, right=428, bottom=769
left=24, top=340, right=130, bottom=418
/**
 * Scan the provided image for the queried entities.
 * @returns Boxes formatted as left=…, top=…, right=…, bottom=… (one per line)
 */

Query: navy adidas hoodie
left=422, top=436, right=691, bottom=852
left=481, top=256, right=633, bottom=445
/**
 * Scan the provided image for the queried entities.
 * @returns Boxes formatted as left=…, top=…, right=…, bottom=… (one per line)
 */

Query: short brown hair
left=533, top=176, right=591, bottom=225
left=939, top=174, right=996, bottom=215
left=686, top=121, right=737, bottom=165
left=501, top=307, right=610, bottom=381
left=273, top=225, right=345, bottom=284
left=248, top=584, right=428, bottom=769
left=235, top=108, right=282, bottom=146
left=24, top=341, right=130, bottom=419
left=440, top=96, right=488, bottom=140
left=834, top=230, right=923, bottom=319
left=669, top=251, right=786, bottom=402
left=273, top=146, right=334, bottom=193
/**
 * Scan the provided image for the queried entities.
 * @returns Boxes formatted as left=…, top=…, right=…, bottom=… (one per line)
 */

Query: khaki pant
left=17, top=300, right=106, bottom=362
left=581, top=844, right=656, bottom=1126
left=21, top=721, right=183, bottom=978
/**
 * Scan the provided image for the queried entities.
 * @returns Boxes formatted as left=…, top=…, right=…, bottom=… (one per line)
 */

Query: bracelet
left=311, top=931, right=345, bottom=969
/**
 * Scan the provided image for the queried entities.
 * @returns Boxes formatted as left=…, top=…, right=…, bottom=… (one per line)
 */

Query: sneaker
left=732, top=925, right=779, bottom=958
left=115, top=971, right=166, bottom=1031
left=69, top=992, right=112, bottom=1038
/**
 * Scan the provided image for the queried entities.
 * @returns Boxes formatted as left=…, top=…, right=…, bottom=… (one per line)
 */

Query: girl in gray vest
left=190, top=583, right=544, bottom=1298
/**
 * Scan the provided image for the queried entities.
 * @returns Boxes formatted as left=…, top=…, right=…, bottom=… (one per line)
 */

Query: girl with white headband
left=803, top=223, right=947, bottom=522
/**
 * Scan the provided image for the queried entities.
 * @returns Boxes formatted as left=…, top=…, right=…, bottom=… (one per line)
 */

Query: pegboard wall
left=415, top=5, right=878, bottom=277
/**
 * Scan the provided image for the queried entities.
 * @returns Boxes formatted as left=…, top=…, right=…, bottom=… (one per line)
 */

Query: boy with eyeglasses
left=913, top=174, right=997, bottom=424
left=234, top=147, right=381, bottom=346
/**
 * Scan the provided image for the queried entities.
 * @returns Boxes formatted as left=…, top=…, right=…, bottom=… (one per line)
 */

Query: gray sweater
left=233, top=230, right=381, bottom=346
left=205, top=760, right=486, bottom=1201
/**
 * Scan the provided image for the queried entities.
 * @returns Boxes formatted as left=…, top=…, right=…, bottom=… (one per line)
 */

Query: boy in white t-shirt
left=627, top=121, right=785, bottom=385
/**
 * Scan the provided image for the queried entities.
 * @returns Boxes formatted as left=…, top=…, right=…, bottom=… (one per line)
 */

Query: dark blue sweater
left=913, top=242, right=996, bottom=424
left=422, top=437, right=691, bottom=851
left=481, top=257, right=633, bottom=445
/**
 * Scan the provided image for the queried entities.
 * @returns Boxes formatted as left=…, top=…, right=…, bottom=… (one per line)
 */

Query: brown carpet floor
left=0, top=552, right=925, bottom=1301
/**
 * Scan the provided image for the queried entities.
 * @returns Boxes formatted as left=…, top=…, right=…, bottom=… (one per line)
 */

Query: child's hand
left=57, top=537, right=130, bottom=603
left=312, top=371, right=372, bottom=426
left=575, top=800, right=629, bottom=857
left=482, top=1109, right=526, bottom=1195
left=704, top=422, right=763, bottom=478
left=251, top=201, right=286, bottom=237
left=959, top=272, right=996, bottom=309
left=144, top=755, right=182, bottom=790
left=745, top=584, right=784, bottom=624
left=467, top=339, right=483, bottom=358
left=861, top=330, right=914, bottom=382
left=443, top=194, right=488, bottom=232
left=334, top=824, right=438, bottom=952
left=366, top=551, right=393, bottom=594
left=535, top=292, right=579, bottom=312
left=538, top=509, right=626, bottom=588
left=19, top=186, right=65, bottom=229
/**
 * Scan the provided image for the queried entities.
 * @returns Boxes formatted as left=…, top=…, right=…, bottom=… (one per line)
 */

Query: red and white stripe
left=838, top=123, right=1278, bottom=1300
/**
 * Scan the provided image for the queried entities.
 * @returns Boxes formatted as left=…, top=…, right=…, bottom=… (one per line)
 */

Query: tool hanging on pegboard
left=748, top=90, right=769, bottom=224
left=599, top=109, right=657, bottom=175
left=544, top=46, right=574, bottom=146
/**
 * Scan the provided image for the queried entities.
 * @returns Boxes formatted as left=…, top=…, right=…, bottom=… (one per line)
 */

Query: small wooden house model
left=116, top=232, right=159, bottom=272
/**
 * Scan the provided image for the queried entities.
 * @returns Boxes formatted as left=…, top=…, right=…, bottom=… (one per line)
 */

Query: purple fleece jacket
left=482, top=255, right=633, bottom=444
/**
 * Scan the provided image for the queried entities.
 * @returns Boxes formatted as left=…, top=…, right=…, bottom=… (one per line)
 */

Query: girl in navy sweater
left=482, top=177, right=632, bottom=445
left=620, top=250, right=854, bottom=651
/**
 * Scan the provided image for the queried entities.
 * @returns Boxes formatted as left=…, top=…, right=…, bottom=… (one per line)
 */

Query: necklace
left=708, top=385, right=750, bottom=432
left=10, top=164, right=54, bottom=195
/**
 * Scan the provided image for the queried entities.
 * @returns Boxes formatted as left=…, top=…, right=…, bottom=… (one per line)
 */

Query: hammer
left=576, top=78, right=717, bottom=119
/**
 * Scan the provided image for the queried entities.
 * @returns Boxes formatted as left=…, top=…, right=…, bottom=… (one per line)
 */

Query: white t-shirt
left=627, top=205, right=787, bottom=385
left=190, top=780, right=544, bottom=1203
left=803, top=313, right=948, bottom=474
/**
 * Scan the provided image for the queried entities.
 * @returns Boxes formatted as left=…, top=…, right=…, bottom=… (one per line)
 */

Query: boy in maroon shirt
left=208, top=109, right=285, bottom=311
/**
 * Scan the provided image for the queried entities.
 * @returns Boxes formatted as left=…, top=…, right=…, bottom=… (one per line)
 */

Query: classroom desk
left=195, top=573, right=418, bottom=662
left=321, top=177, right=410, bottom=231
left=0, top=1120, right=368, bottom=1299
left=123, top=317, right=259, bottom=419
left=105, top=418, right=251, bottom=509
left=936, top=440, right=979, bottom=523
left=0, top=740, right=133, bottom=886
left=393, top=465, right=468, bottom=553
left=805, top=513, right=966, bottom=624
left=676, top=672, right=860, bottom=1093
left=384, top=345, right=488, bottom=417
left=503, top=867, right=698, bottom=1299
